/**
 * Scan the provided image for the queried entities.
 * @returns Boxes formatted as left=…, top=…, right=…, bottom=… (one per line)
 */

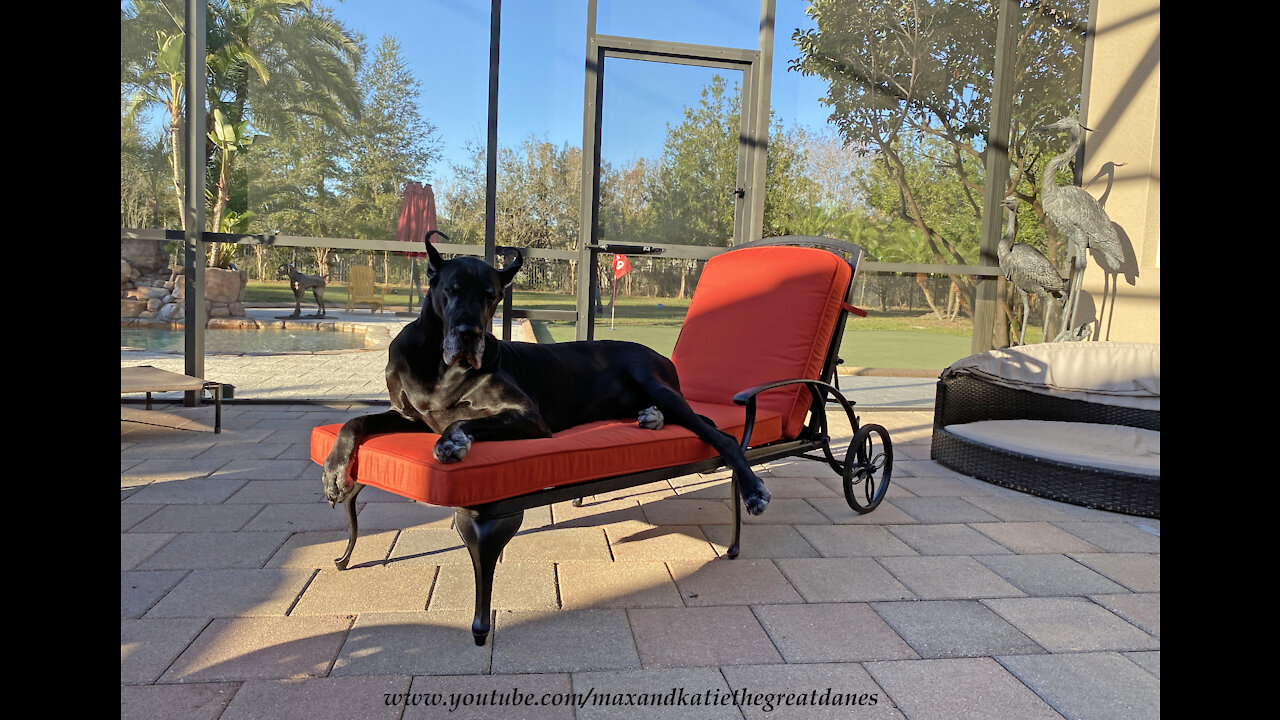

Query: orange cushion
left=310, top=401, right=783, bottom=507
left=671, top=246, right=851, bottom=439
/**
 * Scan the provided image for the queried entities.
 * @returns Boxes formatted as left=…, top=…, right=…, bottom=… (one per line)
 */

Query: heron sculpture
left=997, top=195, right=1065, bottom=345
left=1032, top=116, right=1124, bottom=341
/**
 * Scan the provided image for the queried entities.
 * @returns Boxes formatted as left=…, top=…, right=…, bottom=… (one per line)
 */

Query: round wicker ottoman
left=930, top=343, right=1160, bottom=517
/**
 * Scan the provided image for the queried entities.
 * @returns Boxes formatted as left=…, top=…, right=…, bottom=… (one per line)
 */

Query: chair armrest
left=733, top=378, right=855, bottom=448
left=733, top=378, right=843, bottom=406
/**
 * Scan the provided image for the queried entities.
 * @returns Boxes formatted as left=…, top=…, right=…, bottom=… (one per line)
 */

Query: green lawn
left=248, top=282, right=1004, bottom=371
left=525, top=292, right=984, bottom=371
left=538, top=320, right=978, bottom=371
left=246, top=280, right=417, bottom=307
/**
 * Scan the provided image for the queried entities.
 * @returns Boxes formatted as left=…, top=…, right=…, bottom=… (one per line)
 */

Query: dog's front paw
left=433, top=427, right=473, bottom=463
left=322, top=459, right=353, bottom=507
left=638, top=405, right=665, bottom=430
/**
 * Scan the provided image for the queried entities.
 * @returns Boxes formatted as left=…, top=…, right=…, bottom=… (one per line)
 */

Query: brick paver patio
left=122, top=316, right=1158, bottom=719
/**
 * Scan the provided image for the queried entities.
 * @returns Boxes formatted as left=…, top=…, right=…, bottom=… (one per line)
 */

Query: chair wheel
left=843, top=423, right=892, bottom=513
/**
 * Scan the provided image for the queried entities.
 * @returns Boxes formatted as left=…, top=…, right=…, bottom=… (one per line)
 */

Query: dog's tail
left=425, top=229, right=450, bottom=244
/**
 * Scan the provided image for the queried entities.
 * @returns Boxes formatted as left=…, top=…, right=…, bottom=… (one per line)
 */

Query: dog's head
left=423, top=230, right=523, bottom=370
left=276, top=263, right=294, bottom=280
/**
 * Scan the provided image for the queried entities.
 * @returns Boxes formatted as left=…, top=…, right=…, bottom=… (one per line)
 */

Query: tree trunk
left=208, top=152, right=233, bottom=266
left=168, top=114, right=185, bottom=231
left=993, top=276, right=1012, bottom=347
left=313, top=248, right=332, bottom=279
left=915, top=273, right=943, bottom=319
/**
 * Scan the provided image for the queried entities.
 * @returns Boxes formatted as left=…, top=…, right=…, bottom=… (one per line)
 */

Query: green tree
left=247, top=114, right=349, bottom=276
left=600, top=157, right=654, bottom=296
left=798, top=125, right=873, bottom=214
left=791, top=0, right=1089, bottom=339
left=498, top=137, right=583, bottom=292
left=207, top=107, right=261, bottom=265
left=122, top=0, right=361, bottom=246
left=343, top=36, right=442, bottom=242
left=438, top=140, right=488, bottom=247
left=649, top=74, right=816, bottom=296
left=339, top=35, right=443, bottom=282
left=123, top=21, right=187, bottom=226
left=650, top=75, right=739, bottom=249
left=122, top=117, right=180, bottom=229
left=440, top=135, right=585, bottom=292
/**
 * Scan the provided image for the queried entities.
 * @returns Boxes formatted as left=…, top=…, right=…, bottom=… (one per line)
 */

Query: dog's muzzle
left=442, top=327, right=485, bottom=370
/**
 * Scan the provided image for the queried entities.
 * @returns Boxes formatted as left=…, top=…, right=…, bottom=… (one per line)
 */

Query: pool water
left=121, top=327, right=368, bottom=353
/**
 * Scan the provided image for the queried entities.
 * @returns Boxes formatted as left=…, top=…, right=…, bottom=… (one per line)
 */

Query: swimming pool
left=121, top=326, right=370, bottom=354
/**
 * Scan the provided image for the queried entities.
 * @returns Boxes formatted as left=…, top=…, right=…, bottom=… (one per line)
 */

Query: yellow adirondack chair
left=344, top=265, right=387, bottom=314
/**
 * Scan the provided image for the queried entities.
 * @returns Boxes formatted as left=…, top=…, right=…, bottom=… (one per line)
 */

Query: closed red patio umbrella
left=395, top=182, right=437, bottom=310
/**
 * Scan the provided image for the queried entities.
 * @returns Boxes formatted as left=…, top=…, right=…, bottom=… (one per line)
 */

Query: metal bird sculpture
left=1032, top=116, right=1124, bottom=341
left=997, top=195, right=1065, bottom=345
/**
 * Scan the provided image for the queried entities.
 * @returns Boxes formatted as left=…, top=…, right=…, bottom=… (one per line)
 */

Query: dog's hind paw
left=433, top=426, right=473, bottom=463
left=638, top=405, right=665, bottom=430
left=742, top=485, right=771, bottom=516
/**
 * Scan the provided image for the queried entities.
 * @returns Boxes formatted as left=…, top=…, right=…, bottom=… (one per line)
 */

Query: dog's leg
left=314, top=287, right=326, bottom=317
left=570, top=405, right=666, bottom=507
left=433, top=411, right=552, bottom=464
left=643, top=383, right=771, bottom=515
left=290, top=282, right=304, bottom=317
left=322, top=410, right=428, bottom=506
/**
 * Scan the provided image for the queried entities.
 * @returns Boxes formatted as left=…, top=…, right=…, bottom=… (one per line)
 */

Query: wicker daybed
left=931, top=342, right=1160, bottom=517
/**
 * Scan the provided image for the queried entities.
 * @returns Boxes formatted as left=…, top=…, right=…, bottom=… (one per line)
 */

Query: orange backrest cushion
left=670, top=246, right=851, bottom=439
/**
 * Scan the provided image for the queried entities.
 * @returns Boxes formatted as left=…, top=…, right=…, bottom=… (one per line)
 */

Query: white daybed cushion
left=945, top=420, right=1160, bottom=477
left=944, top=342, right=1160, bottom=411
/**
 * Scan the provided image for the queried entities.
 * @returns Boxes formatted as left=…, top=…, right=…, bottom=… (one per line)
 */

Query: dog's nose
left=454, top=324, right=482, bottom=340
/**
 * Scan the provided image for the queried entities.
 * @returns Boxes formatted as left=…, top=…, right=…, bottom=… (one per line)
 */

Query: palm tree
left=123, top=25, right=187, bottom=228
left=862, top=224, right=954, bottom=319
left=122, top=0, right=361, bottom=242
left=207, top=0, right=361, bottom=158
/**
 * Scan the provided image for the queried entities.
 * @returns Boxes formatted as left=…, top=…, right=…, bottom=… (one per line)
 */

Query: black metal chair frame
left=330, top=236, right=894, bottom=646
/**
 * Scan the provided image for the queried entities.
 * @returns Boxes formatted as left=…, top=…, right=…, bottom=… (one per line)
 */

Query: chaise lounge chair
left=309, top=236, right=893, bottom=645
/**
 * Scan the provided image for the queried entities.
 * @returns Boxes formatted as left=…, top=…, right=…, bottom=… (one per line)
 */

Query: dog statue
left=277, top=263, right=327, bottom=318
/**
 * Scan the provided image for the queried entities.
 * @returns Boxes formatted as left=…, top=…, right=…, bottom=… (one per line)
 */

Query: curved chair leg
left=454, top=508, right=525, bottom=646
left=334, top=482, right=365, bottom=570
left=728, top=471, right=743, bottom=559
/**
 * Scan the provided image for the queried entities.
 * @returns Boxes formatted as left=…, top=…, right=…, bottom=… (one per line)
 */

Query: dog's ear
left=424, top=230, right=450, bottom=282
left=498, top=248, right=523, bottom=289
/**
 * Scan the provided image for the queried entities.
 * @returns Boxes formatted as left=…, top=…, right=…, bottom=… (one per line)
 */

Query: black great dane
left=321, top=230, right=771, bottom=515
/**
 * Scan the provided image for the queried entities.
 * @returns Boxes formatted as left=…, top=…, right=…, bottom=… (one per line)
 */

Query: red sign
left=613, top=254, right=632, bottom=279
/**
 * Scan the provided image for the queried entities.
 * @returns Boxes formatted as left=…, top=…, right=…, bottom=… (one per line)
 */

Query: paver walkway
left=121, top=313, right=1159, bottom=719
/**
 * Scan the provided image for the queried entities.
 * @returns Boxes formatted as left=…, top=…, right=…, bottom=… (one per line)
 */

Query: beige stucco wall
left=1077, top=0, right=1160, bottom=343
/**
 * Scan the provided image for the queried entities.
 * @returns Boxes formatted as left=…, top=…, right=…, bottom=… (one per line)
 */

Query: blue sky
left=323, top=0, right=833, bottom=188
